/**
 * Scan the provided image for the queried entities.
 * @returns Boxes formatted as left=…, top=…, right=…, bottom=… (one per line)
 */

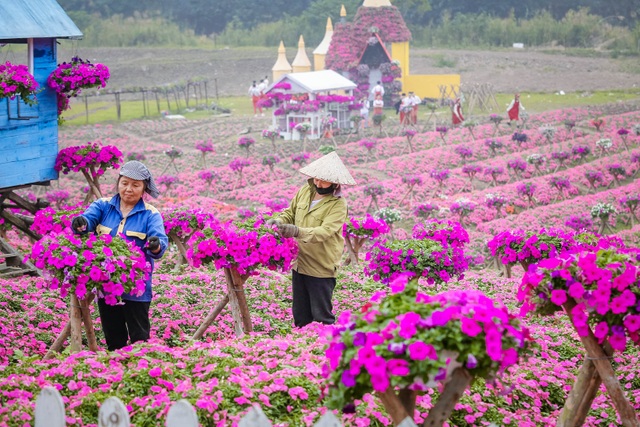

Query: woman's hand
left=71, top=216, right=88, bottom=233
left=147, top=236, right=161, bottom=253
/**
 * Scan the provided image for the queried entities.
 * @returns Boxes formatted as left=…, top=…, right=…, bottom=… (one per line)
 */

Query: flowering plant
left=0, top=61, right=39, bottom=106
left=325, top=280, right=531, bottom=412
left=262, top=154, right=280, bottom=168
left=45, top=190, right=71, bottom=209
left=511, top=132, right=528, bottom=144
left=262, top=129, right=279, bottom=139
left=364, top=238, right=464, bottom=285
left=572, top=145, right=591, bottom=161
left=485, top=193, right=508, bottom=209
left=413, top=203, right=439, bottom=219
left=164, top=146, right=182, bottom=159
left=484, top=139, right=503, bottom=155
left=229, top=158, right=251, bottom=173
left=47, top=57, right=109, bottom=115
left=564, top=215, right=594, bottom=232
left=126, top=151, right=146, bottom=162
left=487, top=228, right=575, bottom=268
left=454, top=146, right=473, bottom=162
left=375, top=208, right=402, bottom=225
left=294, top=123, right=312, bottom=134
left=363, top=183, right=385, bottom=198
left=291, top=152, right=310, bottom=166
left=516, top=182, right=537, bottom=199
left=591, top=118, right=605, bottom=131
left=187, top=215, right=298, bottom=276
left=549, top=176, right=571, bottom=190
left=450, top=198, right=475, bottom=216
left=163, top=208, right=214, bottom=241
left=30, top=231, right=149, bottom=305
left=31, top=205, right=86, bottom=236
left=198, top=170, right=220, bottom=186
left=156, top=175, right=178, bottom=188
left=551, top=151, right=570, bottom=163
left=489, top=114, right=503, bottom=125
left=195, top=139, right=214, bottom=153
left=402, top=174, right=423, bottom=186
left=358, top=139, right=377, bottom=152
left=238, top=136, right=255, bottom=148
left=507, top=159, right=527, bottom=173
left=596, top=138, right=612, bottom=150
left=518, top=247, right=640, bottom=350
left=264, top=197, right=289, bottom=213
left=318, top=145, right=336, bottom=155
left=429, top=169, right=450, bottom=185
left=591, top=202, right=617, bottom=219
left=584, top=170, right=604, bottom=188
left=55, top=142, right=122, bottom=179
left=343, top=214, right=389, bottom=240
left=526, top=154, right=545, bottom=166
left=539, top=126, right=556, bottom=143
left=484, top=166, right=505, bottom=186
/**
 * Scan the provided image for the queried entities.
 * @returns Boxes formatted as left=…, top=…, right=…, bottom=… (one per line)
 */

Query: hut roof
left=0, top=0, right=82, bottom=40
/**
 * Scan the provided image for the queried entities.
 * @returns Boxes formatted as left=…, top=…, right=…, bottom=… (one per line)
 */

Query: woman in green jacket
left=271, top=152, right=356, bottom=327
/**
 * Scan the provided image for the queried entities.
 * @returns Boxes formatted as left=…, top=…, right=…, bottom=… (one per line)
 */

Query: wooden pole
left=79, top=294, right=98, bottom=352
left=191, top=295, right=230, bottom=340
left=225, top=267, right=253, bottom=336
left=563, top=299, right=640, bottom=427
left=43, top=322, right=71, bottom=360
left=69, top=294, right=83, bottom=353
left=377, top=388, right=411, bottom=426
left=423, top=368, right=473, bottom=427
left=84, top=95, right=89, bottom=124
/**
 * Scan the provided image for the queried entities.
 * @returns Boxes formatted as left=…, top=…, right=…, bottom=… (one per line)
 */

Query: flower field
left=1, top=102, right=640, bottom=426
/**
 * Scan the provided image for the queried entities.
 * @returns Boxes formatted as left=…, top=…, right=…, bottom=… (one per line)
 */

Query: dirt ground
left=59, top=46, right=640, bottom=96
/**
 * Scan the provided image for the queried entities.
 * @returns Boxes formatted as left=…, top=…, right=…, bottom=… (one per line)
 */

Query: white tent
left=265, top=70, right=357, bottom=141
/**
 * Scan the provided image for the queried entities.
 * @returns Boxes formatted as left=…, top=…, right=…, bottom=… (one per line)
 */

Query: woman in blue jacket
left=72, top=161, right=168, bottom=351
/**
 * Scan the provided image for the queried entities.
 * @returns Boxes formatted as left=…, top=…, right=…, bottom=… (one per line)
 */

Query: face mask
left=315, top=183, right=336, bottom=195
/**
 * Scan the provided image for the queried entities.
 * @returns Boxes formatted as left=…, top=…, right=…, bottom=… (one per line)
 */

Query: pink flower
left=386, top=359, right=410, bottom=376
left=149, top=367, right=162, bottom=378
left=550, top=289, right=567, bottom=306
left=567, top=282, right=585, bottom=299
left=593, top=321, right=609, bottom=342
left=624, top=315, right=640, bottom=333
left=460, top=317, right=482, bottom=337
left=407, top=342, right=437, bottom=361
left=609, top=333, right=627, bottom=351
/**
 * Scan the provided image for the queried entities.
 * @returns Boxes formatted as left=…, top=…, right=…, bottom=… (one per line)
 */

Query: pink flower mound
left=487, top=228, right=576, bottom=267
left=30, top=204, right=87, bottom=236
left=55, top=142, right=122, bottom=178
left=519, top=243, right=640, bottom=351
left=187, top=215, right=298, bottom=276
left=29, top=230, right=149, bottom=305
left=0, top=61, right=39, bottom=104
left=324, top=279, right=531, bottom=412
left=162, top=208, right=216, bottom=240
left=343, top=214, right=389, bottom=239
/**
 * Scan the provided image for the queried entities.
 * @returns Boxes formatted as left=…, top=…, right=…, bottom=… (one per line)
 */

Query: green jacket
left=278, top=180, right=348, bottom=278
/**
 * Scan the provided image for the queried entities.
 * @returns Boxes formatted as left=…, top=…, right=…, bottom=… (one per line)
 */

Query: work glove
left=277, top=223, right=299, bottom=238
left=265, top=218, right=281, bottom=227
left=147, top=236, right=161, bottom=252
left=71, top=216, right=88, bottom=233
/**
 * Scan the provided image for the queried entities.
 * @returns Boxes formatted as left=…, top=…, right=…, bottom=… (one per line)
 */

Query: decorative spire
left=313, top=17, right=334, bottom=70
left=272, top=40, right=292, bottom=81
left=340, top=4, right=347, bottom=19
left=292, top=35, right=311, bottom=73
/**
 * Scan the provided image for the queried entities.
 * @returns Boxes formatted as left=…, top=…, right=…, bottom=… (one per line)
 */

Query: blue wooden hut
left=0, top=0, right=81, bottom=275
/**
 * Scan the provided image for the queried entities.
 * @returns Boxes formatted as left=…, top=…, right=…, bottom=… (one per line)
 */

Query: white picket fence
left=34, top=386, right=419, bottom=427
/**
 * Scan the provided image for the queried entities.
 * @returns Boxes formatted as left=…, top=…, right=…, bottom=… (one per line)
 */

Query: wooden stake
left=563, top=299, right=640, bottom=427
left=69, top=294, right=83, bottom=353
left=191, top=295, right=229, bottom=340
left=423, top=368, right=472, bottom=427
left=79, top=294, right=98, bottom=352
left=227, top=267, right=253, bottom=336
left=377, top=388, right=411, bottom=426
left=43, top=322, right=71, bottom=360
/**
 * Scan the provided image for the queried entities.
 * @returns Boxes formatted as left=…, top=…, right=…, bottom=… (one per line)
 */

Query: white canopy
left=267, top=70, right=356, bottom=94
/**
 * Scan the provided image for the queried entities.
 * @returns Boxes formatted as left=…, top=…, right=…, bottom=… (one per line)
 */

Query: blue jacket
left=79, top=195, right=168, bottom=302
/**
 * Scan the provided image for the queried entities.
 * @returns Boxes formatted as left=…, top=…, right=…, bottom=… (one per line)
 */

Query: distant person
left=371, top=81, right=385, bottom=99
left=262, top=75, right=269, bottom=88
left=372, top=94, right=384, bottom=116
left=409, top=91, right=421, bottom=125
left=399, top=93, right=411, bottom=125
left=451, top=97, right=464, bottom=126
left=248, top=81, right=263, bottom=116
left=359, top=97, right=370, bottom=129
left=507, top=93, right=524, bottom=123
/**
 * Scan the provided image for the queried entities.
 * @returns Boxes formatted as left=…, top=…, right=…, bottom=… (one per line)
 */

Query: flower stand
left=557, top=299, right=639, bottom=427
left=43, top=294, right=98, bottom=360
left=192, top=266, right=252, bottom=339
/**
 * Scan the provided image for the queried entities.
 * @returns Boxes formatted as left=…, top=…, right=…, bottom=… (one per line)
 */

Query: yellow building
left=271, top=41, right=292, bottom=82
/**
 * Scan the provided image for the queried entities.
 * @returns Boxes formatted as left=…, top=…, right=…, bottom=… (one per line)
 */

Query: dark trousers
left=97, top=299, right=151, bottom=351
left=292, top=270, right=336, bottom=327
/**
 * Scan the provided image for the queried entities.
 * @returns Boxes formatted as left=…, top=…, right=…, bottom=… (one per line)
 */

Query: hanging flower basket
left=47, top=57, right=110, bottom=119
left=0, top=61, right=39, bottom=106
left=30, top=230, right=150, bottom=305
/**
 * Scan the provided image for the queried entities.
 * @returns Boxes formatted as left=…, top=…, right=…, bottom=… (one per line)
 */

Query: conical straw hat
left=299, top=151, right=357, bottom=185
